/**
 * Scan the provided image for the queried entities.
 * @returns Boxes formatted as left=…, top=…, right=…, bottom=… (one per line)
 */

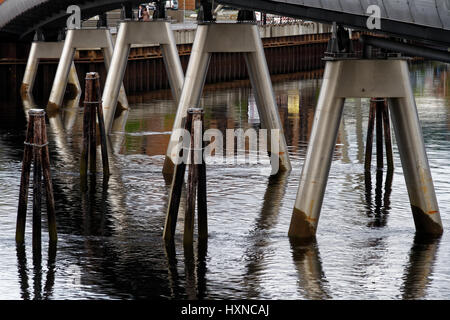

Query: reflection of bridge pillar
left=21, top=42, right=80, bottom=99
left=162, top=22, right=292, bottom=176
left=47, top=28, right=129, bottom=112
left=102, top=21, right=184, bottom=134
left=289, top=58, right=443, bottom=240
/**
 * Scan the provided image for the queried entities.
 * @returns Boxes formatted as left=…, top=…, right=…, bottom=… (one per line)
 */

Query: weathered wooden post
left=16, top=109, right=57, bottom=245
left=376, top=99, right=384, bottom=171
left=364, top=98, right=376, bottom=173
left=163, top=108, right=207, bottom=245
left=80, top=72, right=110, bottom=186
left=32, top=112, right=43, bottom=249
left=364, top=98, right=395, bottom=217
left=184, top=109, right=207, bottom=245
left=16, top=112, right=35, bottom=244
left=365, top=98, right=394, bottom=175
left=382, top=100, right=394, bottom=172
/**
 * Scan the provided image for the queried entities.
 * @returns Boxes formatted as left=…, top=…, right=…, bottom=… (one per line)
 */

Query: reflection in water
left=290, top=238, right=330, bottom=299
left=363, top=101, right=394, bottom=228
left=184, top=241, right=208, bottom=300
left=164, top=241, right=181, bottom=299
left=402, top=235, right=441, bottom=300
left=0, top=63, right=448, bottom=299
left=16, top=245, right=30, bottom=300
left=109, top=110, right=130, bottom=154
left=21, top=93, right=37, bottom=122
left=164, top=240, right=208, bottom=299
left=243, top=172, right=289, bottom=298
left=81, top=176, right=110, bottom=236
left=16, top=243, right=57, bottom=300
left=365, top=169, right=394, bottom=228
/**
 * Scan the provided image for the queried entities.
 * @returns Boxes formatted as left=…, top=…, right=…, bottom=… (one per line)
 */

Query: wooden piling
left=382, top=100, right=394, bottom=172
left=32, top=112, right=43, bottom=250
left=162, top=115, right=191, bottom=241
left=184, top=109, right=203, bottom=245
left=80, top=72, right=109, bottom=182
left=16, top=109, right=57, bottom=245
left=80, top=94, right=90, bottom=180
left=196, top=112, right=208, bottom=241
left=365, top=98, right=395, bottom=216
left=16, top=113, right=35, bottom=243
left=40, top=115, right=57, bottom=243
left=365, top=99, right=376, bottom=173
left=163, top=108, right=208, bottom=244
left=95, top=79, right=110, bottom=178
left=375, top=98, right=384, bottom=171
left=88, top=82, right=97, bottom=176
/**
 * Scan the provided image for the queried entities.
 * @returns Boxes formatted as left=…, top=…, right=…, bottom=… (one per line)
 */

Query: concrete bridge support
left=21, top=41, right=80, bottom=101
left=162, top=22, right=292, bottom=176
left=288, top=58, right=443, bottom=240
left=102, top=20, right=184, bottom=133
left=46, top=28, right=129, bottom=112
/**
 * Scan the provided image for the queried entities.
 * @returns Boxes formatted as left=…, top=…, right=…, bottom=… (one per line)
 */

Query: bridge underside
left=0, top=0, right=141, bottom=41
left=1, top=0, right=450, bottom=46
left=217, top=0, right=450, bottom=47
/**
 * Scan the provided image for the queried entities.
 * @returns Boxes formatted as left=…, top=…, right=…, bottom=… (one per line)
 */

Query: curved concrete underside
left=217, top=0, right=450, bottom=46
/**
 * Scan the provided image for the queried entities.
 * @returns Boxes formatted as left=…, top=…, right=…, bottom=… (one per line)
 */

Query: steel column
left=21, top=42, right=39, bottom=97
left=102, top=21, right=184, bottom=134
left=288, top=61, right=345, bottom=240
left=102, top=30, right=129, bottom=113
left=47, top=30, right=76, bottom=110
left=244, top=25, right=291, bottom=173
left=160, top=22, right=185, bottom=105
left=162, top=24, right=211, bottom=176
left=389, top=66, right=443, bottom=235
left=102, top=25, right=131, bottom=131
left=47, top=28, right=130, bottom=114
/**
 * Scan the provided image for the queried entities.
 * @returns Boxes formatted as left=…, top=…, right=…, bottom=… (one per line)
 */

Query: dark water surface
left=0, top=62, right=449, bottom=300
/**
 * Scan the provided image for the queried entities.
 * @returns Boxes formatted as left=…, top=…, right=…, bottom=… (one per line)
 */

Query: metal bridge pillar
left=288, top=58, right=443, bottom=241
left=162, top=22, right=292, bottom=176
left=102, top=20, right=184, bottom=134
left=46, top=28, right=129, bottom=112
left=21, top=41, right=80, bottom=101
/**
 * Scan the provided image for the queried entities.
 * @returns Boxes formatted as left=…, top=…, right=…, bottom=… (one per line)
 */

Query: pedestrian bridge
left=2, top=0, right=450, bottom=45
left=217, top=0, right=450, bottom=46
left=3, top=0, right=446, bottom=241
left=0, top=0, right=142, bottom=40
